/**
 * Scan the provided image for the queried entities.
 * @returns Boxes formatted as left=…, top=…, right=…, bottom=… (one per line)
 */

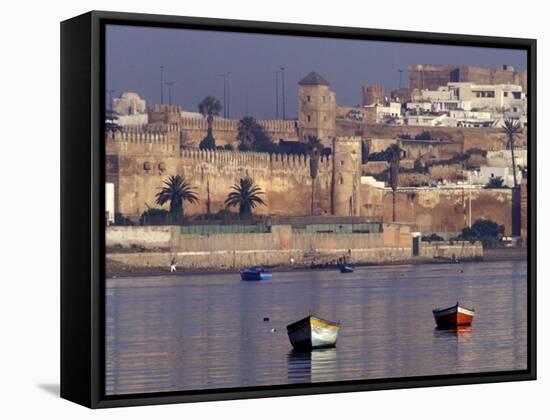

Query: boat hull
left=240, top=267, right=272, bottom=281
left=240, top=272, right=272, bottom=281
left=287, top=316, right=340, bottom=350
left=433, top=304, right=475, bottom=328
left=339, top=265, right=354, bottom=273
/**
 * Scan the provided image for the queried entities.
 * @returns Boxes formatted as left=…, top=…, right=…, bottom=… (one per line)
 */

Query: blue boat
left=339, top=264, right=354, bottom=273
left=240, top=267, right=272, bottom=281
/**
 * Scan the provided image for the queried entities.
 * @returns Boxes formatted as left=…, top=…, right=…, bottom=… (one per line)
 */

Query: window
left=503, top=92, right=509, bottom=97
left=307, top=115, right=311, bottom=122
left=340, top=160, right=344, bottom=166
left=323, top=115, right=327, bottom=122
left=513, top=92, right=521, bottom=99
left=474, top=90, right=495, bottom=98
left=339, top=176, right=344, bottom=185
left=307, top=95, right=311, bottom=102
left=322, top=96, right=326, bottom=103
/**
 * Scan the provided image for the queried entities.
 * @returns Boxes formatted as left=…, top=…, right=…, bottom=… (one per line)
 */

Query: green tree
left=237, top=116, right=257, bottom=150
left=155, top=175, right=199, bottom=222
left=386, top=143, right=402, bottom=222
left=485, top=176, right=505, bottom=189
left=139, top=207, right=169, bottom=225
left=224, top=177, right=266, bottom=217
left=414, top=131, right=432, bottom=140
left=199, top=130, right=216, bottom=150
left=502, top=118, right=522, bottom=188
left=198, top=96, right=222, bottom=150
left=237, top=117, right=274, bottom=152
left=458, top=219, right=504, bottom=248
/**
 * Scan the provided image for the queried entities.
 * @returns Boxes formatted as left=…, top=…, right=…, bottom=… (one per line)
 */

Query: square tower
left=332, top=136, right=362, bottom=216
left=298, top=71, right=336, bottom=147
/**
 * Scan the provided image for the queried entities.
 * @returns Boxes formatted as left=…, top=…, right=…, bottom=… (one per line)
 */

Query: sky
left=106, top=24, right=527, bottom=120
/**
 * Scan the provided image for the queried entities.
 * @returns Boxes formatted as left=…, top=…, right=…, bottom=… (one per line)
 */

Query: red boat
left=432, top=302, right=475, bottom=328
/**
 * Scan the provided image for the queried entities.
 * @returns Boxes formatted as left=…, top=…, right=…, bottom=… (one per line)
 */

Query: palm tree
left=307, top=136, right=323, bottom=215
left=155, top=175, right=199, bottom=222
left=198, top=96, right=222, bottom=130
left=224, top=177, right=266, bottom=216
left=237, top=116, right=257, bottom=150
left=502, top=118, right=522, bottom=188
left=386, top=143, right=402, bottom=222
left=198, top=96, right=222, bottom=149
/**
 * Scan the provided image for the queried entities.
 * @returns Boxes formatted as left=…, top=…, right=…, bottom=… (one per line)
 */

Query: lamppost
left=165, top=81, right=174, bottom=105
left=280, top=66, right=286, bottom=120
left=160, top=65, right=164, bottom=104
left=220, top=72, right=231, bottom=118
left=398, top=69, right=403, bottom=89
left=227, top=72, right=231, bottom=118
left=274, top=70, right=281, bottom=119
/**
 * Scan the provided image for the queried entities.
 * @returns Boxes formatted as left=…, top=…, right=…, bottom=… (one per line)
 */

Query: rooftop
left=298, top=71, right=330, bottom=86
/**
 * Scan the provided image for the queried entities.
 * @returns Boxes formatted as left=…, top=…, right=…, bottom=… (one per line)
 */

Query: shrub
left=458, top=219, right=504, bottom=248
left=139, top=208, right=169, bottom=225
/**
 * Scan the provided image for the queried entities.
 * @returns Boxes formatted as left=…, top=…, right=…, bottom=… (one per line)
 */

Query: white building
left=466, top=166, right=522, bottom=188
left=404, top=114, right=449, bottom=126
left=366, top=102, right=402, bottom=123
left=414, top=82, right=526, bottom=114
left=113, top=91, right=147, bottom=116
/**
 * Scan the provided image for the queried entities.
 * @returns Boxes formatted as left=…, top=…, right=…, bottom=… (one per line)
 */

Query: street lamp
left=160, top=65, right=165, bottom=104
left=220, top=72, right=231, bottom=118
left=274, top=70, right=281, bottom=119
left=280, top=67, right=286, bottom=120
left=165, top=81, right=174, bottom=105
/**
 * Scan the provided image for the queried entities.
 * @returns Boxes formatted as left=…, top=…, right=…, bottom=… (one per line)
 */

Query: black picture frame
left=60, top=10, right=537, bottom=408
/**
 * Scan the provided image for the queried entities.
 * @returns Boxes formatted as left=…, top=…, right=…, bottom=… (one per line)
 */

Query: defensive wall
left=106, top=131, right=340, bottom=218
left=360, top=184, right=513, bottom=235
left=146, top=105, right=300, bottom=147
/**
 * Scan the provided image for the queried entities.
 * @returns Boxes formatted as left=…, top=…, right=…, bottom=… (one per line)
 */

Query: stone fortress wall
left=107, top=131, right=350, bottom=219
left=144, top=104, right=299, bottom=147
left=106, top=129, right=515, bottom=236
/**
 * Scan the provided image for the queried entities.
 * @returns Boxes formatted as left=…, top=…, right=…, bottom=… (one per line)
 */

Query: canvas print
left=105, top=24, right=529, bottom=396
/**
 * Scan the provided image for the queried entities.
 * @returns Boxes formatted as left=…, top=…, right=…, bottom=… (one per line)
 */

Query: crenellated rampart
left=106, top=130, right=179, bottom=156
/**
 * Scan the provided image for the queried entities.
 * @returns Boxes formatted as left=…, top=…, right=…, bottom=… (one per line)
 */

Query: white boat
left=286, top=315, right=340, bottom=350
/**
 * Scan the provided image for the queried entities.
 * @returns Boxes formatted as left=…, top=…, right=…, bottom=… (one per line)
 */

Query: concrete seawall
left=106, top=225, right=482, bottom=271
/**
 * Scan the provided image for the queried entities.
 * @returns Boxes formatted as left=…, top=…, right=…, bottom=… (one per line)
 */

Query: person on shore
left=170, top=257, right=177, bottom=273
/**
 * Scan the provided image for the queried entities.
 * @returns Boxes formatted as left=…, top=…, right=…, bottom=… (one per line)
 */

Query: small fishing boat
left=432, top=302, right=475, bottom=328
left=240, top=267, right=272, bottom=281
left=286, top=315, right=340, bottom=350
left=339, top=264, right=354, bottom=273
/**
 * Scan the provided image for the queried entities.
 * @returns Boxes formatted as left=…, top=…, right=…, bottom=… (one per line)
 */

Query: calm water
left=105, top=261, right=527, bottom=395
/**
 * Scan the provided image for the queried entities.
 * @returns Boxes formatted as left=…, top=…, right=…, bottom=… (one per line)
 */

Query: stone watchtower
left=332, top=136, right=362, bottom=217
left=298, top=71, right=336, bottom=147
left=361, top=83, right=385, bottom=106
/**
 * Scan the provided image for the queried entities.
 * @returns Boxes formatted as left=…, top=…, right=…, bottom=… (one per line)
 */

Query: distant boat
left=339, top=264, right=354, bottom=273
left=240, top=267, right=272, bottom=281
left=286, top=315, right=341, bottom=350
left=432, top=302, right=475, bottom=328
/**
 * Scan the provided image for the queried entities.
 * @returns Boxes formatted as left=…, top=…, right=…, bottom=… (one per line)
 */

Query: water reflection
left=287, top=348, right=339, bottom=383
left=106, top=261, right=527, bottom=395
left=433, top=326, right=472, bottom=336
